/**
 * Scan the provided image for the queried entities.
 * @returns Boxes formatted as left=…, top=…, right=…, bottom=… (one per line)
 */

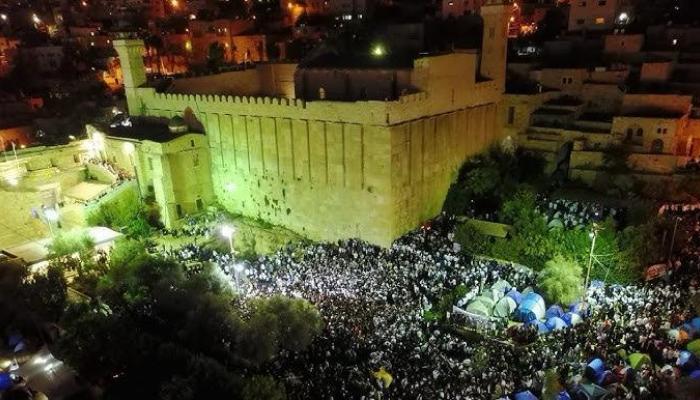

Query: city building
left=98, top=0, right=511, bottom=246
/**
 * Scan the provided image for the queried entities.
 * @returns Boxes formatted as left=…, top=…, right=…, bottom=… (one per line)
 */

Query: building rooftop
left=101, top=116, right=203, bottom=143
left=619, top=108, right=687, bottom=119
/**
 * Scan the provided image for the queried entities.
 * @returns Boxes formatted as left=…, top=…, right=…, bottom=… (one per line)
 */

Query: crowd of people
left=537, top=198, right=620, bottom=230
left=162, top=214, right=699, bottom=399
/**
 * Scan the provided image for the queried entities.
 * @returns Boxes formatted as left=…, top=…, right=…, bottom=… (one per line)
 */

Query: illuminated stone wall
left=114, top=17, right=508, bottom=245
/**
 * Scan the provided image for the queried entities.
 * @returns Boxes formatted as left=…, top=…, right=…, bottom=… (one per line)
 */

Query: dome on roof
left=168, top=116, right=188, bottom=133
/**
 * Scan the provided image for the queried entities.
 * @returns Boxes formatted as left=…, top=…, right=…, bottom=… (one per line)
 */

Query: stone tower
left=479, top=0, right=511, bottom=93
left=113, top=39, right=147, bottom=116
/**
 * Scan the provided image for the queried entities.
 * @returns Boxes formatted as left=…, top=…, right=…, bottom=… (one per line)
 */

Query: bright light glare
left=221, top=225, right=235, bottom=239
left=618, top=12, right=628, bottom=22
left=45, top=208, right=59, bottom=222
left=371, top=44, right=385, bottom=57
left=31, top=13, right=40, bottom=24
left=122, top=142, right=135, bottom=155
left=0, top=14, right=7, bottom=21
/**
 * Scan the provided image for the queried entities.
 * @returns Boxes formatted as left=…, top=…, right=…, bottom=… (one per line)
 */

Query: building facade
left=109, top=1, right=510, bottom=246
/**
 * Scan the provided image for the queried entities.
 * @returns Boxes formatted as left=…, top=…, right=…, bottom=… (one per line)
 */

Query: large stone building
left=101, top=0, right=511, bottom=246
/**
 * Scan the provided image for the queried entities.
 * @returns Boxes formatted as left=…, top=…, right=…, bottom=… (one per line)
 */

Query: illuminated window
left=319, top=87, right=326, bottom=99
left=595, top=17, right=605, bottom=24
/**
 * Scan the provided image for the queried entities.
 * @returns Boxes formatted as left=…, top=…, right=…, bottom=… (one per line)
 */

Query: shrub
left=537, top=255, right=583, bottom=305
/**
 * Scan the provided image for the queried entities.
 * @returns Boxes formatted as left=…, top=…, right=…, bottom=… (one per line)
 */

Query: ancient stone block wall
left=131, top=76, right=502, bottom=246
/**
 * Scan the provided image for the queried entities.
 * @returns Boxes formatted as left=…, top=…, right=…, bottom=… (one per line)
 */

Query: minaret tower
left=479, top=0, right=512, bottom=93
left=113, top=39, right=147, bottom=116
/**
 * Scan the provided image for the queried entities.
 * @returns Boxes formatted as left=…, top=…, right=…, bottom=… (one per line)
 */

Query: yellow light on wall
left=185, top=41, right=192, bottom=51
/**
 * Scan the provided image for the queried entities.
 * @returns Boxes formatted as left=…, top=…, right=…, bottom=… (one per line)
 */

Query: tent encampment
left=506, top=289, right=523, bottom=305
left=517, top=293, right=546, bottom=323
left=490, top=279, right=512, bottom=295
left=472, top=295, right=497, bottom=310
left=562, top=312, right=583, bottom=326
left=545, top=305, right=565, bottom=319
left=546, top=316, right=568, bottom=331
left=465, top=301, right=492, bottom=317
left=493, top=296, right=517, bottom=318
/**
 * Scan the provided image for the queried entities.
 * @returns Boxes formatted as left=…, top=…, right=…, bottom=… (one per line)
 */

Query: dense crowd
left=164, top=215, right=699, bottom=399
left=537, top=198, right=620, bottom=230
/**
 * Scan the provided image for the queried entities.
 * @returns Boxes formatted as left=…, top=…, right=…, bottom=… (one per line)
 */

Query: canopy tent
left=629, top=353, right=652, bottom=369
left=522, top=286, right=535, bottom=295
left=490, top=279, right=512, bottom=295
left=527, top=320, right=550, bottom=335
left=478, top=289, right=502, bottom=303
left=546, top=316, right=568, bottom=331
left=517, top=293, right=546, bottom=323
left=569, top=302, right=588, bottom=317
left=506, top=289, right=523, bottom=305
left=472, top=295, right=497, bottom=310
left=688, top=339, right=700, bottom=358
left=677, top=351, right=697, bottom=370
left=691, top=317, right=700, bottom=331
left=562, top=312, right=583, bottom=326
left=596, top=370, right=615, bottom=386
left=493, top=296, right=517, bottom=318
left=513, top=390, right=538, bottom=400
left=574, top=383, right=609, bottom=400
left=0, top=373, right=13, bottom=391
left=586, top=358, right=605, bottom=379
left=556, top=391, right=572, bottom=400
left=545, top=305, right=565, bottom=319
left=465, top=301, right=492, bottom=317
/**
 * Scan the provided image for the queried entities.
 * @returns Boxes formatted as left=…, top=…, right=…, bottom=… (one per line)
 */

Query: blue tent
left=677, top=351, right=697, bottom=371
left=514, top=390, right=538, bottom=400
left=562, top=312, right=583, bottom=326
left=506, top=289, right=523, bottom=305
left=596, top=370, right=613, bottom=386
left=546, top=316, right=568, bottom=331
left=691, top=317, right=700, bottom=331
left=7, top=334, right=22, bottom=348
left=517, top=293, right=546, bottom=323
left=569, top=302, right=588, bottom=317
left=527, top=320, right=550, bottom=335
left=0, top=373, right=13, bottom=391
left=545, top=305, right=565, bottom=319
left=690, top=369, right=700, bottom=379
left=681, top=323, right=697, bottom=338
left=586, top=358, right=605, bottom=379
left=556, top=391, right=572, bottom=400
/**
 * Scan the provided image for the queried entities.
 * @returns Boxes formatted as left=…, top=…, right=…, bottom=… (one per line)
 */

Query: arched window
left=651, top=139, right=664, bottom=154
left=319, top=87, right=326, bottom=100
left=626, top=128, right=633, bottom=140
left=636, top=127, right=644, bottom=137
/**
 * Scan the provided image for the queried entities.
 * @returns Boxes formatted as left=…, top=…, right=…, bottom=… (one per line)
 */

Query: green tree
left=242, top=375, right=287, bottom=400
left=537, top=256, right=583, bottom=305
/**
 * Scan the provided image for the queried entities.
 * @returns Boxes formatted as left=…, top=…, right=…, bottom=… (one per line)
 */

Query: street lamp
left=44, top=207, right=59, bottom=236
left=221, top=225, right=235, bottom=254
left=583, top=223, right=601, bottom=304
